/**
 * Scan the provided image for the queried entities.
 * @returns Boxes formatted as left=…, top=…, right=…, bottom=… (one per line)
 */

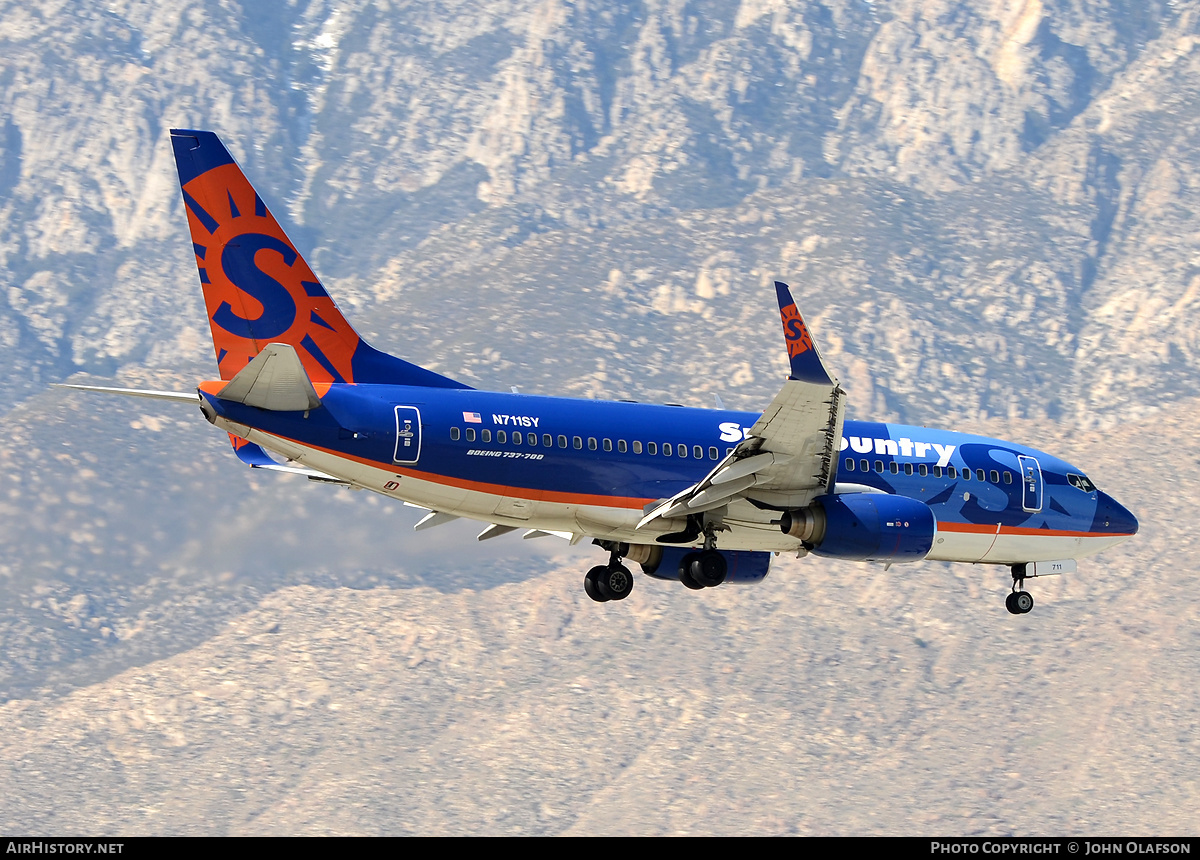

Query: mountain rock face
left=1, top=0, right=1196, bottom=420
left=1, top=0, right=1197, bottom=835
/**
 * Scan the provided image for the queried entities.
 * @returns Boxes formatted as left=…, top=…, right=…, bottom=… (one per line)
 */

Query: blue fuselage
left=204, top=383, right=1137, bottom=554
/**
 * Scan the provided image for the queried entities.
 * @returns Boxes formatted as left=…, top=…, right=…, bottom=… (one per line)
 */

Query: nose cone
left=1094, top=491, right=1139, bottom=537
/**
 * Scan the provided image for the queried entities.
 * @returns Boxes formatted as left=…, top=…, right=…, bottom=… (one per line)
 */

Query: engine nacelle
left=631, top=545, right=772, bottom=584
left=780, top=493, right=935, bottom=563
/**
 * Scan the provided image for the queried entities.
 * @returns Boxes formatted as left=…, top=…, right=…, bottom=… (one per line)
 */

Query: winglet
left=774, top=281, right=835, bottom=385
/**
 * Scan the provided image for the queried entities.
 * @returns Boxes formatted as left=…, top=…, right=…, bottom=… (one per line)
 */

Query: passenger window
left=588, top=437, right=597, bottom=450
left=709, top=447, right=719, bottom=460
left=465, top=428, right=476, bottom=442
left=977, top=468, right=986, bottom=481
left=648, top=442, right=658, bottom=455
left=889, top=462, right=899, bottom=474
left=904, top=463, right=913, bottom=476
left=845, top=458, right=855, bottom=472
left=919, top=464, right=928, bottom=477
left=603, top=439, right=613, bottom=452
left=962, top=468, right=970, bottom=481
left=693, top=445, right=704, bottom=459
left=513, top=432, right=522, bottom=445
left=934, top=466, right=943, bottom=478
left=618, top=440, right=627, bottom=453
left=481, top=429, right=491, bottom=442
left=947, top=467, right=957, bottom=478
left=989, top=469, right=999, bottom=483
left=860, top=459, right=869, bottom=472
left=662, top=443, right=672, bottom=457
left=573, top=436, right=582, bottom=449
left=540, top=433, right=549, bottom=447
left=451, top=427, right=461, bottom=441
left=1004, top=471, right=1013, bottom=484
left=874, top=460, right=883, bottom=473
left=558, top=435, right=567, bottom=448
left=633, top=441, right=643, bottom=454
left=679, top=444, right=688, bottom=458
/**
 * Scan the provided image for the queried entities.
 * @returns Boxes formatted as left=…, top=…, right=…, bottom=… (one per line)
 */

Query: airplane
left=57, top=129, right=1139, bottom=615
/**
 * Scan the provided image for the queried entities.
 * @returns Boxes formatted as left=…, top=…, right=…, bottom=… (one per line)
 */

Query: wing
left=637, top=282, right=844, bottom=529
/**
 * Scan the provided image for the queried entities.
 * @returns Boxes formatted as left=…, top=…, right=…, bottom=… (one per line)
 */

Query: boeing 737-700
left=58, top=130, right=1138, bottom=614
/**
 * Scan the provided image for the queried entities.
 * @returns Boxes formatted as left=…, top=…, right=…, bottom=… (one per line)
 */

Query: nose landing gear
left=1007, top=563, right=1035, bottom=615
left=1005, top=589, right=1034, bottom=614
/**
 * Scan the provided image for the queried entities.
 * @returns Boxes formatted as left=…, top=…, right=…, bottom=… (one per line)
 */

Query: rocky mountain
left=1, top=0, right=1197, bottom=835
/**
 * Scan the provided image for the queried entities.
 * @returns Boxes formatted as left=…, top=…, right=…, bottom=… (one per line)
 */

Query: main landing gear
left=680, top=522, right=727, bottom=589
left=584, top=545, right=634, bottom=603
left=1006, top=564, right=1035, bottom=615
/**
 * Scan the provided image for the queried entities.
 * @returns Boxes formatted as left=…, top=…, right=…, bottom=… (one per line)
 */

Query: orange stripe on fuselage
left=936, top=521, right=1132, bottom=539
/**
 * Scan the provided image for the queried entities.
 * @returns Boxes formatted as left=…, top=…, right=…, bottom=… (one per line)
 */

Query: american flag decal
left=463, top=411, right=482, bottom=423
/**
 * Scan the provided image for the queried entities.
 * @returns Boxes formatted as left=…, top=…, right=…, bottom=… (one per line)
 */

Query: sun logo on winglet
left=780, top=303, right=813, bottom=358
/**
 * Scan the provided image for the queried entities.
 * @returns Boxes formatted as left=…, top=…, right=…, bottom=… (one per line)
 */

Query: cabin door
left=394, top=406, right=422, bottom=464
left=1018, top=455, right=1043, bottom=513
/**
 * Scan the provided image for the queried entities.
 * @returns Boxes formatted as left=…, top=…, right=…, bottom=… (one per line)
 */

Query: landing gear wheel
left=690, top=549, right=727, bottom=588
left=598, top=563, right=634, bottom=601
left=679, top=552, right=705, bottom=590
left=1006, top=591, right=1034, bottom=615
left=585, top=565, right=611, bottom=603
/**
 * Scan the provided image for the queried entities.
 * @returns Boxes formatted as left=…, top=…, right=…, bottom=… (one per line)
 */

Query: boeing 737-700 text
left=58, top=130, right=1138, bottom=614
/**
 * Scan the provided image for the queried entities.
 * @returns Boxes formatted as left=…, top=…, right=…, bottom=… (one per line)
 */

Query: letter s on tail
left=169, top=129, right=469, bottom=390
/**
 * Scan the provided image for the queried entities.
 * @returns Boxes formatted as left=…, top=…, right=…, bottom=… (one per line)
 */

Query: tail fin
left=169, top=129, right=469, bottom=389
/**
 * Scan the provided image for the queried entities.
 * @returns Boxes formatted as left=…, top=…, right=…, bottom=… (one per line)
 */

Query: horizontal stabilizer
left=217, top=343, right=321, bottom=411
left=53, top=383, right=199, bottom=403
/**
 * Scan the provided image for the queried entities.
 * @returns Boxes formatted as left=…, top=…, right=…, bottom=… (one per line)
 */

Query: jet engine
left=779, top=493, right=935, bottom=562
left=629, top=544, right=773, bottom=584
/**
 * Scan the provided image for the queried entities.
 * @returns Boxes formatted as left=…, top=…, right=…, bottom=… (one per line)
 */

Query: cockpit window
left=1067, top=473, right=1096, bottom=493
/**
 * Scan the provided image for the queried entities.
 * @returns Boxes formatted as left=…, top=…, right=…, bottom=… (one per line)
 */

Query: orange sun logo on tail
left=780, top=302, right=813, bottom=359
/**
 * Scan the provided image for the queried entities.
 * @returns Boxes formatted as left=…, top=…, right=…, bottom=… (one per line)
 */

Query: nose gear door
left=394, top=406, right=422, bottom=464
